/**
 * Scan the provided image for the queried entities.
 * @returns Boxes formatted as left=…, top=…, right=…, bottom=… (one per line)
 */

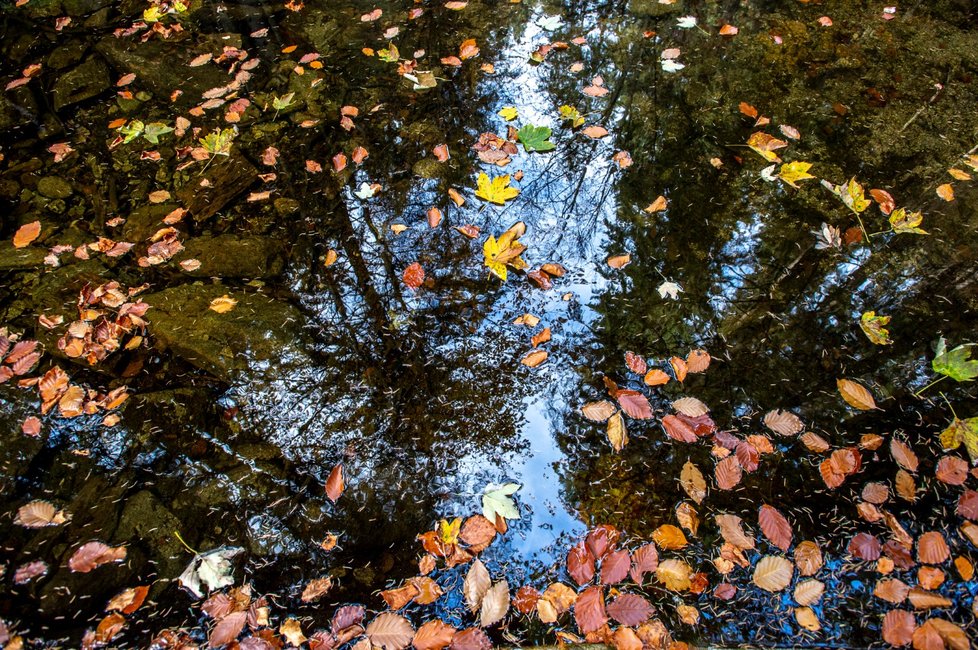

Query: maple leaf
left=482, top=483, right=520, bottom=522
left=475, top=173, right=519, bottom=204
left=517, top=125, right=555, bottom=152
left=940, top=417, right=978, bottom=462
left=438, top=518, right=461, bottom=545
left=559, top=105, right=584, bottom=128
left=498, top=106, right=518, bottom=121
left=177, top=546, right=244, bottom=598
left=822, top=177, right=872, bottom=213
left=888, top=208, right=928, bottom=235
left=859, top=311, right=892, bottom=345
left=932, top=337, right=978, bottom=382
left=778, top=161, right=815, bottom=188
left=747, top=132, right=788, bottom=163
left=483, top=223, right=527, bottom=281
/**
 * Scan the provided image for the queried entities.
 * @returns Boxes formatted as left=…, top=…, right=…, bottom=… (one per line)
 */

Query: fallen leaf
left=325, top=464, right=344, bottom=503
left=13, top=221, right=41, bottom=248
left=366, top=613, right=415, bottom=650
left=752, top=555, right=793, bottom=592
left=403, top=262, right=425, bottom=291
left=209, top=295, right=237, bottom=314
left=69, top=541, right=127, bottom=573
left=837, top=378, right=878, bottom=410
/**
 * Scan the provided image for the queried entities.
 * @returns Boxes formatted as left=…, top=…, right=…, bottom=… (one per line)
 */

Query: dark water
left=1, top=0, right=978, bottom=647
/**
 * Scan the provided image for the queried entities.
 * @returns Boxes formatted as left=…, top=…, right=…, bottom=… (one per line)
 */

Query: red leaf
left=605, top=593, right=653, bottom=626
left=403, top=262, right=425, bottom=291
left=736, top=442, right=759, bottom=472
left=412, top=619, right=456, bottom=650
left=628, top=543, right=658, bottom=585
left=433, top=144, right=450, bottom=162
left=661, top=415, right=697, bottom=443
left=68, top=541, right=127, bottom=573
left=512, top=586, right=540, bottom=615
left=624, top=352, right=647, bottom=375
left=586, top=525, right=619, bottom=559
left=449, top=628, right=491, bottom=650
left=758, top=505, right=792, bottom=551
left=848, top=532, right=880, bottom=560
left=715, top=456, right=742, bottom=490
left=574, top=586, right=607, bottom=634
left=325, top=464, right=344, bottom=503
left=881, top=610, right=915, bottom=647
left=616, top=390, right=652, bottom=419
left=599, top=549, right=630, bottom=585
left=567, top=542, right=595, bottom=586
left=209, top=611, right=247, bottom=648
left=870, top=188, right=896, bottom=215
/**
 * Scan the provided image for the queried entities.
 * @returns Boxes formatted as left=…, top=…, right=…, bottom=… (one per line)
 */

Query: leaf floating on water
left=932, top=337, right=978, bottom=382
left=178, top=546, right=243, bottom=598
left=13, top=221, right=41, bottom=248
left=793, top=579, right=824, bottom=606
left=758, top=505, right=792, bottom=552
left=837, top=378, right=878, bottom=410
left=890, top=438, right=918, bottom=472
left=582, top=400, right=615, bottom=422
left=325, top=464, right=345, bottom=503
left=599, top=549, right=630, bottom=585
left=607, top=254, right=631, bottom=269
left=794, top=541, right=822, bottom=576
left=662, top=415, right=697, bottom=443
left=685, top=349, right=710, bottom=373
left=752, top=555, right=793, bottom=592
left=574, top=585, right=607, bottom=634
left=69, top=541, right=128, bottom=573
left=859, top=311, right=893, bottom=345
left=644, top=369, right=670, bottom=386
left=208, top=295, right=237, bottom=314
left=521, top=350, right=548, bottom=367
left=517, top=125, right=555, bottom=152
left=656, top=558, right=692, bottom=591
left=606, top=593, right=653, bottom=626
left=479, top=580, right=509, bottom=628
left=617, top=390, right=652, bottom=419
left=606, top=412, right=627, bottom=452
left=366, top=612, right=415, bottom=650
left=209, top=610, right=247, bottom=648
left=652, top=525, right=687, bottom=550
left=795, top=607, right=820, bottom=631
left=482, top=483, right=520, bottom=522
left=402, top=262, right=425, bottom=291
left=917, top=532, right=949, bottom=564
left=881, top=610, right=916, bottom=647
left=715, top=456, right=742, bottom=490
left=673, top=397, right=708, bottom=417
left=15, top=500, right=68, bottom=528
left=763, top=409, right=804, bottom=436
left=413, top=620, right=456, bottom=650
left=680, top=461, right=707, bottom=504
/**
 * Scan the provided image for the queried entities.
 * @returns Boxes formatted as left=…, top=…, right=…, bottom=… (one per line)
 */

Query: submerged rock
left=143, top=284, right=312, bottom=382
left=175, top=151, right=258, bottom=220
left=177, top=235, right=286, bottom=278
left=52, top=57, right=110, bottom=111
left=36, top=176, right=73, bottom=199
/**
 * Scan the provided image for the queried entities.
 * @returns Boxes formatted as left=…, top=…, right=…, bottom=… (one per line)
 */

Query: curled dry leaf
left=15, top=500, right=68, bottom=528
left=325, top=463, right=345, bottom=503
left=716, top=513, right=755, bottom=550
left=752, top=555, right=793, bottom=592
left=763, top=409, right=804, bottom=436
left=680, top=461, right=706, bottom=504
left=676, top=502, right=699, bottom=536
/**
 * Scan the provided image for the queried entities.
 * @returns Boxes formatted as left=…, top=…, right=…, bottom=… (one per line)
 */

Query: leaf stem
left=173, top=530, right=199, bottom=555
left=912, top=374, right=947, bottom=397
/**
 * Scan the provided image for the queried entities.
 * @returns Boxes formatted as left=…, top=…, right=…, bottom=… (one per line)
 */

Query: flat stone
left=175, top=151, right=257, bottom=220
left=37, top=176, right=73, bottom=199
left=0, top=242, right=47, bottom=271
left=52, top=57, right=110, bottom=111
left=143, top=284, right=311, bottom=382
left=177, top=235, right=286, bottom=278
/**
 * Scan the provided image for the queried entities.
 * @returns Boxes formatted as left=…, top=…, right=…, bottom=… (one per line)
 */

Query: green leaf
left=272, top=92, right=296, bottom=111
left=932, top=337, right=978, bottom=382
left=558, top=105, right=584, bottom=128
left=517, top=124, right=555, bottom=152
left=482, top=483, right=521, bottom=522
left=118, top=120, right=145, bottom=144
left=378, top=42, right=400, bottom=63
left=199, top=128, right=235, bottom=156
left=859, top=311, right=892, bottom=345
left=940, top=417, right=978, bottom=462
left=142, top=122, right=174, bottom=144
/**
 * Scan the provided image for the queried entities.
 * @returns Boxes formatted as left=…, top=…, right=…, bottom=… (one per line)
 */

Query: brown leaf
left=607, top=254, right=631, bottom=269
left=479, top=580, right=509, bottom=627
left=574, top=586, right=607, bottom=634
left=882, top=610, right=915, bottom=647
left=895, top=469, right=917, bottom=502
left=612, top=627, right=642, bottom=650
left=652, top=525, right=687, bottom=551
left=616, top=390, right=652, bottom=419
left=793, top=579, right=824, bottom=606
left=801, top=431, right=831, bottom=453
left=531, top=328, right=551, bottom=348
left=848, top=532, right=881, bottom=560
left=567, top=542, right=595, bottom=586
left=644, top=369, right=670, bottom=386
left=209, top=611, right=247, bottom=648
left=758, top=505, right=792, bottom=552
left=433, top=144, right=450, bottom=162
left=69, top=541, right=127, bottom=572
left=956, top=490, right=978, bottom=519
left=679, top=461, right=707, bottom=503
left=449, top=628, right=491, bottom=650
left=325, top=464, right=344, bottom=503
left=512, top=586, right=540, bottom=615
left=927, top=619, right=969, bottom=650
left=459, top=515, right=496, bottom=553
left=582, top=125, right=609, bottom=139
left=624, top=351, right=647, bottom=375
left=655, top=558, right=691, bottom=591
left=874, top=578, right=910, bottom=604
left=837, top=378, right=878, bottom=410
left=586, top=525, right=619, bottom=559
left=862, top=482, right=889, bottom=504
left=673, top=396, right=709, bottom=417
left=794, top=541, right=823, bottom=576
left=763, top=409, right=804, bottom=436
left=521, top=350, right=548, bottom=367
left=752, top=555, right=793, bottom=592
left=413, top=620, right=456, bottom=650
left=629, top=543, right=658, bottom=585
left=599, top=549, right=630, bottom=585
left=685, top=349, right=710, bottom=373
left=890, top=439, right=918, bottom=473
left=581, top=401, right=615, bottom=422
left=662, top=415, right=698, bottom=443
left=13, top=221, right=41, bottom=248
left=606, top=593, right=653, bottom=626
left=606, top=412, right=627, bottom=452
left=95, top=613, right=126, bottom=644
left=715, top=456, right=742, bottom=490
left=301, top=577, right=333, bottom=603
left=464, top=559, right=491, bottom=613
left=676, top=502, right=699, bottom=536
left=670, top=357, right=688, bottom=382
left=15, top=500, right=68, bottom=528
left=383, top=584, right=421, bottom=610
left=403, top=263, right=425, bottom=291
left=367, top=613, right=415, bottom=650
left=106, top=585, right=149, bottom=614
left=715, top=513, right=755, bottom=550
left=935, top=456, right=968, bottom=485
left=917, top=532, right=949, bottom=564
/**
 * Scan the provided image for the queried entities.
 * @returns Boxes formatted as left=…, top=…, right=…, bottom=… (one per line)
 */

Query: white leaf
left=482, top=482, right=521, bottom=522
left=354, top=182, right=376, bottom=199
left=676, top=15, right=698, bottom=28
left=178, top=546, right=244, bottom=598
left=657, top=281, right=683, bottom=300
left=760, top=164, right=778, bottom=182
left=661, top=60, right=685, bottom=73
left=464, top=558, right=491, bottom=613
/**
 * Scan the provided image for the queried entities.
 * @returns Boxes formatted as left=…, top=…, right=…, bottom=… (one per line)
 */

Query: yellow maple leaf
left=483, top=222, right=528, bottom=281
left=498, top=106, right=519, bottom=121
left=889, top=208, right=928, bottom=235
left=438, top=517, right=461, bottom=545
left=747, top=132, right=788, bottom=163
left=778, top=161, right=815, bottom=188
left=475, top=173, right=519, bottom=205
